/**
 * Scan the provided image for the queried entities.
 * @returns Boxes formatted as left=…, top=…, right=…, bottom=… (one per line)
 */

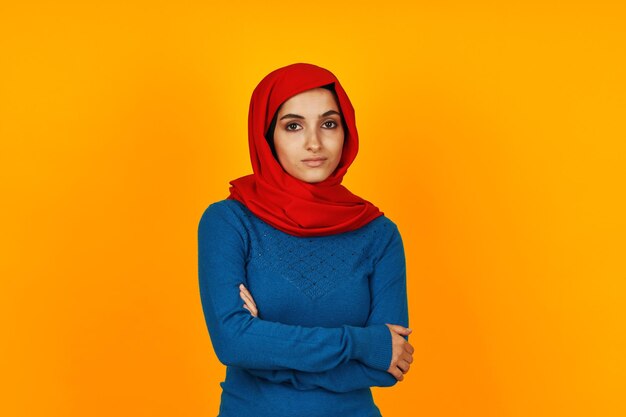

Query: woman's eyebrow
left=279, top=113, right=304, bottom=120
left=279, top=110, right=341, bottom=121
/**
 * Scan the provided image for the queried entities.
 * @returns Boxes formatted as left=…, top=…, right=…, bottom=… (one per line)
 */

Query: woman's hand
left=385, top=324, right=414, bottom=381
left=239, top=284, right=258, bottom=317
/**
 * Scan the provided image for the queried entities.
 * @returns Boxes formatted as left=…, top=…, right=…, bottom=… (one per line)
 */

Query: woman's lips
left=302, top=157, right=327, bottom=168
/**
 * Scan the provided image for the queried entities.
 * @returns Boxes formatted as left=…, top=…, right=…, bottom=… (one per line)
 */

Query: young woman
left=198, top=63, right=413, bottom=417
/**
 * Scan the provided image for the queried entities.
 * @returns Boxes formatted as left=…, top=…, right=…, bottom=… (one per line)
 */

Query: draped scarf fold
left=228, top=63, right=382, bottom=237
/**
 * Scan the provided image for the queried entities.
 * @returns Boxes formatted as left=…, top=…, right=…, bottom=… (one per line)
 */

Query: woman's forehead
left=276, top=88, right=341, bottom=115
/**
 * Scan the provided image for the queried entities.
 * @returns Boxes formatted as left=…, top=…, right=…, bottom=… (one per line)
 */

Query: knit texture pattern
left=246, top=212, right=387, bottom=301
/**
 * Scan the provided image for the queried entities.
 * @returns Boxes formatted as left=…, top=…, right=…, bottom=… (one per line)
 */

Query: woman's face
left=273, top=88, right=344, bottom=184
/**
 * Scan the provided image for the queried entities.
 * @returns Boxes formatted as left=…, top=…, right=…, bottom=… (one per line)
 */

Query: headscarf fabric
left=227, top=63, right=383, bottom=237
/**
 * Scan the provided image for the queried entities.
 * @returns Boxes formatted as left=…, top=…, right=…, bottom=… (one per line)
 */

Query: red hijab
left=227, top=63, right=382, bottom=237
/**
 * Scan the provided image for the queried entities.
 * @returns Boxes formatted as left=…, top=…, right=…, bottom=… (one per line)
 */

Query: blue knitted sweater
left=198, top=199, right=409, bottom=417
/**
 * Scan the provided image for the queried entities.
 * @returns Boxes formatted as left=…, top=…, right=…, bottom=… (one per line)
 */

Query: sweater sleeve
left=243, top=222, right=410, bottom=392
left=245, top=360, right=398, bottom=393
left=197, top=202, right=393, bottom=372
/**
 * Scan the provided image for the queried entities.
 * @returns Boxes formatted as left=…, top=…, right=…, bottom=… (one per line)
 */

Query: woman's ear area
left=265, top=107, right=280, bottom=160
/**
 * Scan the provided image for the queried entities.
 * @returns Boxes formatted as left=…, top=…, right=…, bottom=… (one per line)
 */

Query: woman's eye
left=322, top=121, right=337, bottom=129
left=286, top=123, right=300, bottom=131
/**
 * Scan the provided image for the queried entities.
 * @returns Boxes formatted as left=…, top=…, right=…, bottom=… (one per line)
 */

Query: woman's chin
left=297, top=172, right=331, bottom=184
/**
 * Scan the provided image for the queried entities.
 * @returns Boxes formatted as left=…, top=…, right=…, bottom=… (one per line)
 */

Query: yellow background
left=1, top=1, right=625, bottom=416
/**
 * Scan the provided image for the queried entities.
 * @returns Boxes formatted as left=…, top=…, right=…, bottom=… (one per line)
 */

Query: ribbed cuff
left=348, top=324, right=392, bottom=371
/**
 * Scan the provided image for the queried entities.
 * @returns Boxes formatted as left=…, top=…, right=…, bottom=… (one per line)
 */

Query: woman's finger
left=239, top=289, right=257, bottom=310
left=397, top=360, right=411, bottom=374
left=241, top=295, right=258, bottom=316
left=239, top=284, right=258, bottom=309
left=391, top=368, right=404, bottom=381
left=242, top=304, right=255, bottom=317
left=242, top=303, right=258, bottom=317
left=239, top=289, right=253, bottom=306
left=386, top=323, right=412, bottom=336
left=238, top=284, right=259, bottom=317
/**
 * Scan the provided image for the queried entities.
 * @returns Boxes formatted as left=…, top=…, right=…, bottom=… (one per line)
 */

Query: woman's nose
left=305, top=129, right=322, bottom=151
